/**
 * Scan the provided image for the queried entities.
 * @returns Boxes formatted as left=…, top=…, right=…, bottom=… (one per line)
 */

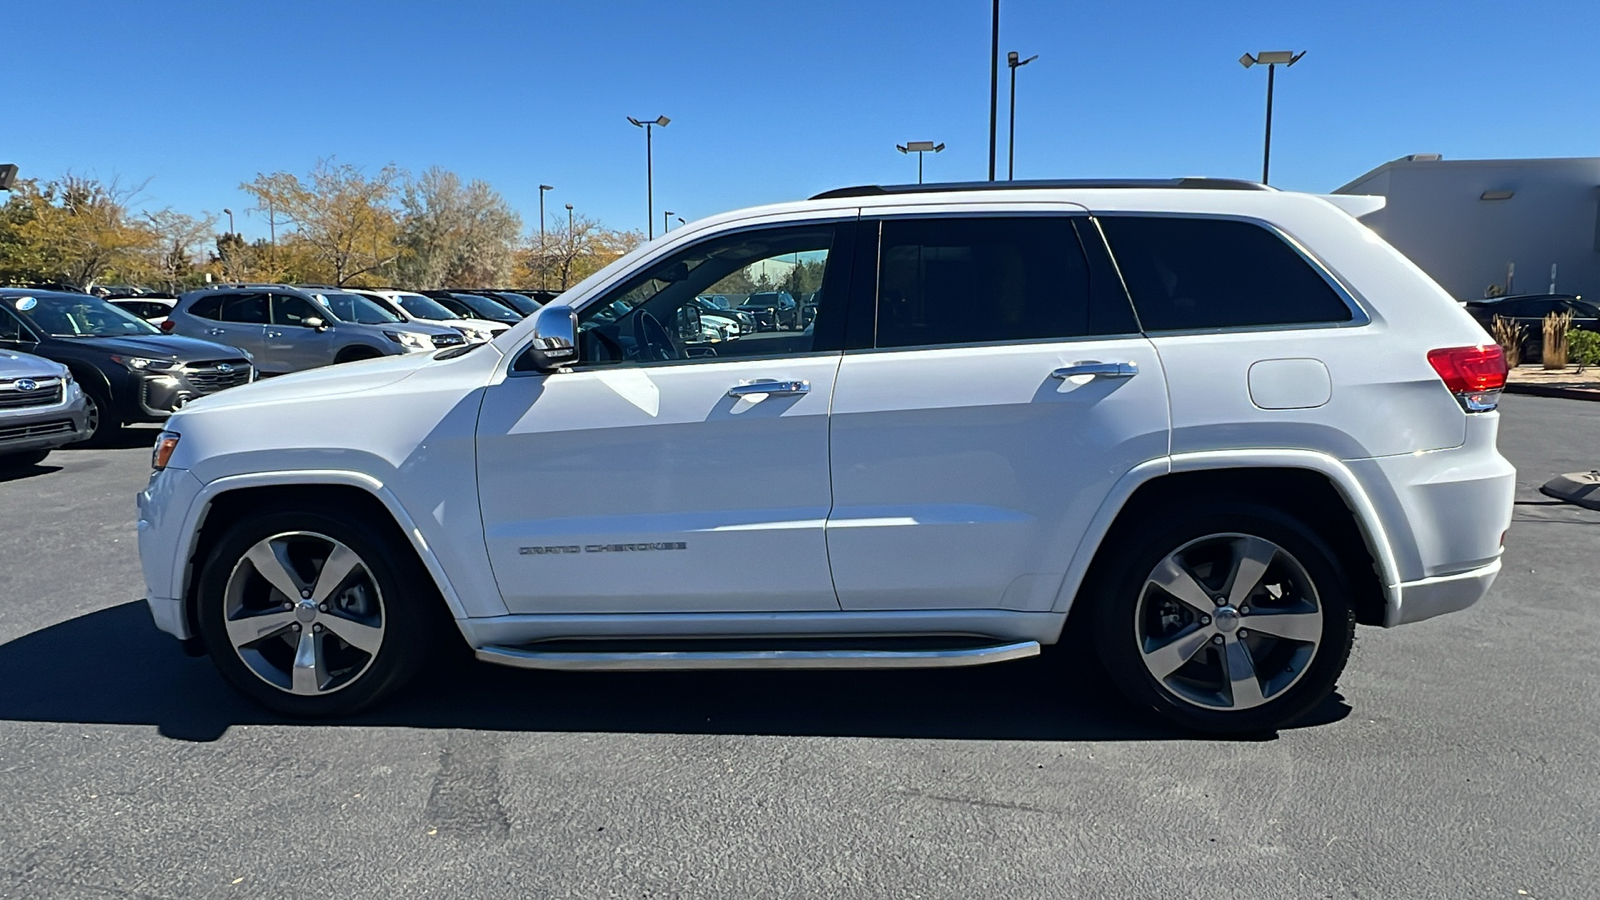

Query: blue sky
left=9, top=0, right=1599, bottom=239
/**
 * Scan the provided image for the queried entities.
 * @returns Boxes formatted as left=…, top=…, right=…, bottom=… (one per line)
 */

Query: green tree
left=240, top=159, right=399, bottom=286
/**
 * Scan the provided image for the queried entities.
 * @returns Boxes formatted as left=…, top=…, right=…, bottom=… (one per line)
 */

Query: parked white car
left=352, top=289, right=509, bottom=344
left=137, top=178, right=1514, bottom=733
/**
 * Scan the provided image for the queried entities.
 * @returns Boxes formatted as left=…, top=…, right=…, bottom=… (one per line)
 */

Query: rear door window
left=217, top=293, right=269, bottom=324
left=1098, top=216, right=1354, bottom=332
left=872, top=216, right=1106, bottom=349
left=270, top=293, right=323, bottom=327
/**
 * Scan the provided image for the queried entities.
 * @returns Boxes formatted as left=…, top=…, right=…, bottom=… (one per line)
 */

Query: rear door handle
left=727, top=379, right=810, bottom=398
left=206, top=328, right=226, bottom=335
left=1051, top=361, right=1138, bottom=380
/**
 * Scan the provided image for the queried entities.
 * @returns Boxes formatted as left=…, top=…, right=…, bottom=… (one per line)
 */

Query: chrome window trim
left=1090, top=211, right=1374, bottom=333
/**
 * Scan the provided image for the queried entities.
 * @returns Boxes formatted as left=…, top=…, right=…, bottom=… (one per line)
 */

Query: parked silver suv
left=0, top=349, right=90, bottom=466
left=168, top=286, right=465, bottom=375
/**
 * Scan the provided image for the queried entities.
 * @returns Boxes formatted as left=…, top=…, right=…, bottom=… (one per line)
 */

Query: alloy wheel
left=222, top=531, right=386, bottom=696
left=1134, top=533, right=1323, bottom=711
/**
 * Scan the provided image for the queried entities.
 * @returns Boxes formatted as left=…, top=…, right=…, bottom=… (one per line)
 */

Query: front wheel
left=77, top=384, right=120, bottom=446
left=195, top=508, right=441, bottom=717
left=1089, top=503, right=1355, bottom=734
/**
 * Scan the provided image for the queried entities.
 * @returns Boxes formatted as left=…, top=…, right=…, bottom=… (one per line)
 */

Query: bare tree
left=394, top=168, right=521, bottom=289
left=144, top=209, right=216, bottom=291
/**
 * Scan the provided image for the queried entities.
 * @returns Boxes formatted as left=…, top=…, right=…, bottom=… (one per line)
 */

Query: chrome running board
left=474, top=639, right=1040, bottom=671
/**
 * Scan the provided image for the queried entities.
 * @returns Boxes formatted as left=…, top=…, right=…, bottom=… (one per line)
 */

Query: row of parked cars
left=0, top=284, right=553, bottom=467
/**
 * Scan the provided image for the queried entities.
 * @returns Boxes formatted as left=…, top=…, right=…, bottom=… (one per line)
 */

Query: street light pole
left=897, top=141, right=946, bottom=184
left=988, top=0, right=1000, bottom=181
left=627, top=115, right=670, bottom=239
left=1239, top=51, right=1305, bottom=185
left=564, top=204, right=575, bottom=291
left=1006, top=51, right=1037, bottom=181
left=538, top=184, right=553, bottom=290
left=664, top=211, right=674, bottom=234
left=223, top=208, right=234, bottom=236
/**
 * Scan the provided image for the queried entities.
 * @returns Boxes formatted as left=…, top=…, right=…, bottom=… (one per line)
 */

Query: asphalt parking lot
left=0, top=395, right=1596, bottom=899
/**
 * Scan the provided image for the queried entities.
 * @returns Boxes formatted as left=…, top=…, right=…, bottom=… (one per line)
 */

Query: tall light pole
left=627, top=115, right=670, bottom=239
left=664, top=211, right=675, bottom=234
left=563, top=204, right=575, bottom=290
left=987, top=0, right=999, bottom=181
left=538, top=184, right=554, bottom=290
left=1239, top=50, right=1305, bottom=185
left=897, top=141, right=946, bottom=184
left=1006, top=51, right=1037, bottom=181
left=222, top=208, right=234, bottom=237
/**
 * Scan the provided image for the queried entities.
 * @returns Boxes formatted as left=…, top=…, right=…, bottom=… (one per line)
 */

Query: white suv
left=136, top=179, right=1515, bottom=733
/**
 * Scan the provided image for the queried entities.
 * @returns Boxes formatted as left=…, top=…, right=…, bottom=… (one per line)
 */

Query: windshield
left=449, top=293, right=522, bottom=323
left=394, top=292, right=462, bottom=320
left=313, top=292, right=404, bottom=325
left=8, top=292, right=161, bottom=337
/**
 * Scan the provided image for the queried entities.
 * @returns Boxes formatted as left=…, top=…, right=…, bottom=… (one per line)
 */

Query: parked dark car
left=457, top=290, right=542, bottom=316
left=690, top=295, right=757, bottom=331
left=0, top=289, right=255, bottom=443
left=1462, top=293, right=1599, bottom=359
left=420, top=291, right=524, bottom=325
left=738, top=291, right=799, bottom=331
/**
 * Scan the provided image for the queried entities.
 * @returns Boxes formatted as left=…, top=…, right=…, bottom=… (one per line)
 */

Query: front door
left=476, top=219, right=857, bottom=615
left=265, top=292, right=339, bottom=372
left=826, top=212, right=1170, bottom=612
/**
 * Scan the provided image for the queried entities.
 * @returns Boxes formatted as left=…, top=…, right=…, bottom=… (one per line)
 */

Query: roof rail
left=809, top=177, right=1272, bottom=201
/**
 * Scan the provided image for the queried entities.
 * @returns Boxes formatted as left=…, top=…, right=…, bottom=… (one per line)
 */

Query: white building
left=1333, top=155, right=1600, bottom=302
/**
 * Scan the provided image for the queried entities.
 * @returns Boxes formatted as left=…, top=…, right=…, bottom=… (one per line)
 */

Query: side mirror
left=517, top=304, right=578, bottom=373
left=303, top=316, right=328, bottom=332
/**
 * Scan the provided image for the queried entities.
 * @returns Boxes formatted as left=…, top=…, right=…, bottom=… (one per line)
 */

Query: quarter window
left=874, top=217, right=1094, bottom=349
left=186, top=294, right=225, bottom=320
left=1097, top=217, right=1353, bottom=331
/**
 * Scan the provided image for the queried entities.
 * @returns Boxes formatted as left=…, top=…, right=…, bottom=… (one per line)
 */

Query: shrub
left=1492, top=316, right=1524, bottom=368
left=1568, top=329, right=1600, bottom=374
left=1543, top=311, right=1573, bottom=369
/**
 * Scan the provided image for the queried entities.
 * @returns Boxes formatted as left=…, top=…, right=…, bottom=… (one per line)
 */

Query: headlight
left=455, top=326, right=492, bottom=343
left=111, top=355, right=177, bottom=372
left=152, top=431, right=180, bottom=470
left=384, top=330, right=432, bottom=350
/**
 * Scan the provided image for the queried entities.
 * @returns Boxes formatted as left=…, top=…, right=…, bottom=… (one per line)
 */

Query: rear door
left=826, top=209, right=1170, bottom=611
left=196, top=293, right=268, bottom=362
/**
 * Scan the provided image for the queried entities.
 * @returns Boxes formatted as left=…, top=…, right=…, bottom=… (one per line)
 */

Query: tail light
left=160, top=320, right=175, bottom=333
left=1427, top=344, right=1506, bottom=412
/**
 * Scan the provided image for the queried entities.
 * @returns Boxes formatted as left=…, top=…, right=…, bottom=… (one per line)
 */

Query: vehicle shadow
left=0, top=461, right=64, bottom=483
left=0, top=601, right=1350, bottom=744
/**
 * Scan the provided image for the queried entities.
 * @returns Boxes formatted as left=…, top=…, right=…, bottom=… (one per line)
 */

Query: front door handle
left=727, top=379, right=810, bottom=398
left=206, top=327, right=226, bottom=335
left=1051, top=361, right=1138, bottom=380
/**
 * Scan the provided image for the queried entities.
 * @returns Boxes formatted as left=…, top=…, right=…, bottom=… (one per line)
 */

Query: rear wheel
left=1089, top=502, right=1355, bottom=734
left=195, top=508, right=440, bottom=717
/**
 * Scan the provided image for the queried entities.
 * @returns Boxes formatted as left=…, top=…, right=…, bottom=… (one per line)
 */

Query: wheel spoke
left=1226, top=536, right=1278, bottom=608
left=321, top=614, right=383, bottom=655
left=1244, top=610, right=1322, bottom=643
left=291, top=630, right=326, bottom=694
left=1148, top=556, right=1217, bottom=616
left=1142, top=627, right=1213, bottom=680
left=225, top=608, right=296, bottom=649
left=246, top=540, right=308, bottom=602
left=1222, top=635, right=1265, bottom=708
left=311, top=543, right=364, bottom=605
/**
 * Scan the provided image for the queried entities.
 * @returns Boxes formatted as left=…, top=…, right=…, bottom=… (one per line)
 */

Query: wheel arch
left=177, top=472, right=469, bottom=644
left=1057, top=452, right=1400, bottom=630
left=335, top=344, right=386, bottom=363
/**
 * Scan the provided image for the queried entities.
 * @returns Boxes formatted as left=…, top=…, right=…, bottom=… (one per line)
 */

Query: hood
left=68, top=333, right=250, bottom=361
left=0, top=349, right=68, bottom=378
left=177, top=349, right=440, bottom=413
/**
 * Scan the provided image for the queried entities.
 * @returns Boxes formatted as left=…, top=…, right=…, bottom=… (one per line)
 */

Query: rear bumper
left=1387, top=559, right=1501, bottom=626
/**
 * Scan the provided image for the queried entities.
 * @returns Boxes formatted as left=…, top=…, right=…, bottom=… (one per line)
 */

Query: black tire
left=77, top=383, right=120, bottom=447
left=0, top=449, right=50, bottom=468
left=195, top=507, right=443, bottom=717
left=1087, top=502, right=1356, bottom=735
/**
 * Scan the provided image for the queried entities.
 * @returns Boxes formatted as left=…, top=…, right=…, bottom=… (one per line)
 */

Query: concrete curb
left=1505, top=383, right=1600, bottom=402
